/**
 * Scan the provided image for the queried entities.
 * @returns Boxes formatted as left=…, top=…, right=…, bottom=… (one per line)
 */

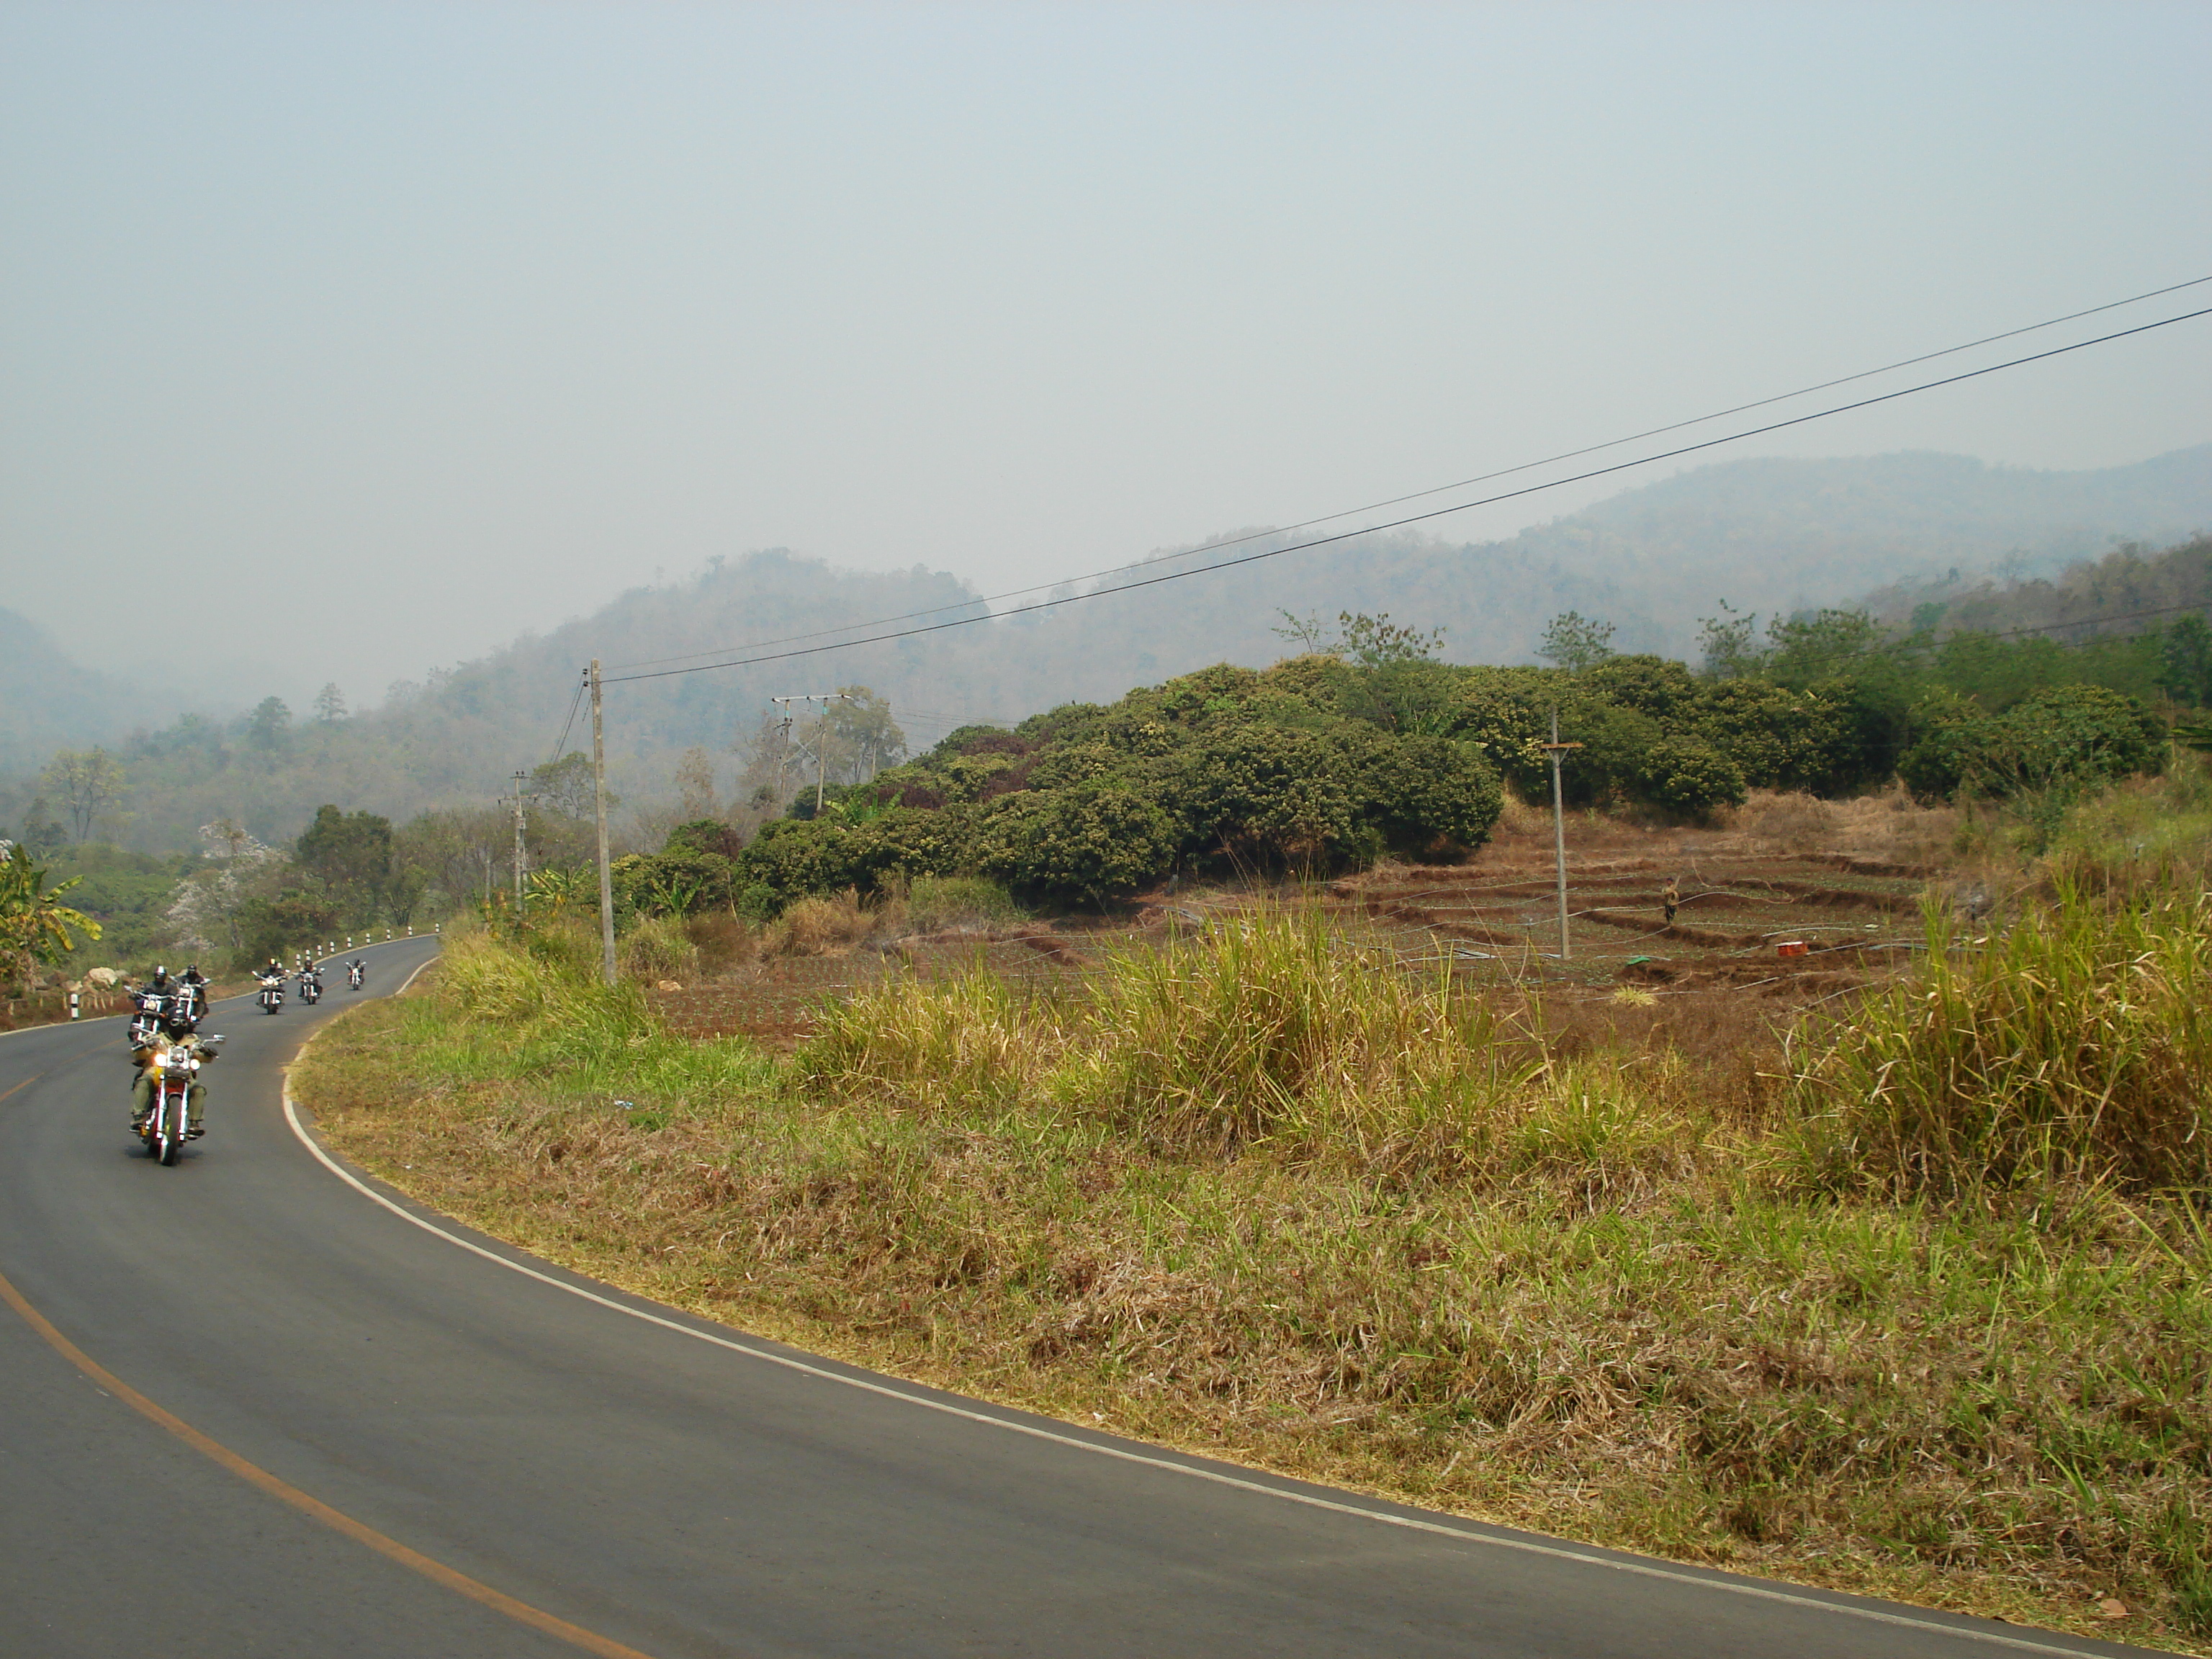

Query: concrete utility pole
left=590, top=661, right=616, bottom=986
left=1539, top=707, right=1583, bottom=961
left=508, top=770, right=531, bottom=914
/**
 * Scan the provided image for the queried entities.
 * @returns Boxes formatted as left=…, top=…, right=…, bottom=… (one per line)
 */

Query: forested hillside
left=4, top=445, right=2206, bottom=855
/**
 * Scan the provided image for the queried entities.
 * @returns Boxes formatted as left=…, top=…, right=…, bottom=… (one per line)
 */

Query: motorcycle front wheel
left=156, top=1091, right=184, bottom=1164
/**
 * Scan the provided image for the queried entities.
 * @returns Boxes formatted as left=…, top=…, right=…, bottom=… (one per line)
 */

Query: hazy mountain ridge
left=5, top=444, right=2208, bottom=850
left=0, top=608, right=143, bottom=775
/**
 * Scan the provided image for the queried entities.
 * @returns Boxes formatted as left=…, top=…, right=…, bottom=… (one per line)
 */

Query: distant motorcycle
left=346, top=959, right=365, bottom=991
left=298, top=968, right=323, bottom=1007
left=257, top=974, right=285, bottom=1015
left=127, top=989, right=164, bottom=1047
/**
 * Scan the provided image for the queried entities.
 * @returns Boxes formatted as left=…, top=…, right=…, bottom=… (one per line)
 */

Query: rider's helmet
left=182, top=964, right=205, bottom=985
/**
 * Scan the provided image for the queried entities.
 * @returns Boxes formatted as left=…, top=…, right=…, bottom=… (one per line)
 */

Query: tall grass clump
left=2047, top=752, right=2212, bottom=897
left=1062, top=909, right=1522, bottom=1164
left=797, top=971, right=1064, bottom=1118
left=903, top=875, right=1023, bottom=933
left=804, top=909, right=1691, bottom=1182
left=437, top=922, right=647, bottom=1036
left=1789, top=887, right=2212, bottom=1195
left=619, top=913, right=700, bottom=984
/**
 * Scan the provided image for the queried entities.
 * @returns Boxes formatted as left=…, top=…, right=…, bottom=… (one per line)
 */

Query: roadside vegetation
left=297, top=760, right=2212, bottom=1653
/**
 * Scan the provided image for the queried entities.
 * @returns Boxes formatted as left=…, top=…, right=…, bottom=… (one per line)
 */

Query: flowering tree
left=164, top=821, right=282, bottom=956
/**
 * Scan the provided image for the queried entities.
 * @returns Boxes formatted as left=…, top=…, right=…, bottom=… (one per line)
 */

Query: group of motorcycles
left=255, top=956, right=367, bottom=1014
left=129, top=952, right=372, bottom=1162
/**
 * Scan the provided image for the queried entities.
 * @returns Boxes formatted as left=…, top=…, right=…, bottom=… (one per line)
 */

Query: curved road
left=0, top=938, right=2156, bottom=1658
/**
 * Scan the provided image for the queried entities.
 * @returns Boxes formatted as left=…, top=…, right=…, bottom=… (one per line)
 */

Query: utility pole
left=770, top=693, right=853, bottom=815
left=590, top=661, right=616, bottom=986
left=771, top=707, right=794, bottom=809
left=508, top=770, right=531, bottom=914
left=1539, top=707, right=1583, bottom=961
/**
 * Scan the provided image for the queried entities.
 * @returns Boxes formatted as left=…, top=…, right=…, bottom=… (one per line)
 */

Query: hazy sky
left=4, top=1, right=2208, bottom=711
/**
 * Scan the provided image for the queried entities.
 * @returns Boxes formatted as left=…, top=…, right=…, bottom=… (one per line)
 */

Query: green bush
left=977, top=786, right=1177, bottom=907
left=1637, top=735, right=1747, bottom=817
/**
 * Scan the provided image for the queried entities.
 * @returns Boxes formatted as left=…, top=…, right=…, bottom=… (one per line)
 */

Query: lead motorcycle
left=137, top=1032, right=224, bottom=1165
left=257, top=972, right=285, bottom=1014
left=346, top=958, right=365, bottom=990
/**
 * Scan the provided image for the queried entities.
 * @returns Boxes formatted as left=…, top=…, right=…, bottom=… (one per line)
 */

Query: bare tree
left=40, top=749, right=127, bottom=842
left=673, top=747, right=721, bottom=820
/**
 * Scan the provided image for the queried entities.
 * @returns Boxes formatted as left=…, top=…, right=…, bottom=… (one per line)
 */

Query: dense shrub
left=1901, top=684, right=2165, bottom=801
left=1637, top=735, right=1748, bottom=817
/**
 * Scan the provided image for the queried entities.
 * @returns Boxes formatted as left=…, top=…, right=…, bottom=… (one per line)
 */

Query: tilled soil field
left=647, top=814, right=1942, bottom=1043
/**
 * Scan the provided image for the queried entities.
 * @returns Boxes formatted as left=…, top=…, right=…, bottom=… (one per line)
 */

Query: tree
left=17, top=795, right=66, bottom=855
left=530, top=752, right=607, bottom=821
left=673, top=747, right=721, bottom=820
left=166, top=822, right=283, bottom=956
left=40, top=749, right=127, bottom=842
left=246, top=696, right=292, bottom=751
left=1763, top=608, right=1886, bottom=687
left=1270, top=609, right=1334, bottom=653
left=0, top=843, right=102, bottom=989
left=1337, top=611, right=1444, bottom=669
left=1696, top=603, right=1765, bottom=680
left=313, top=683, right=348, bottom=723
left=1537, top=611, right=1617, bottom=671
left=2159, top=616, right=2212, bottom=708
left=295, top=805, right=393, bottom=923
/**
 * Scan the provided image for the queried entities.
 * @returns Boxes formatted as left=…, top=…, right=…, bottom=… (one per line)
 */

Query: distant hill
left=5, top=444, right=2208, bottom=851
left=0, top=608, right=142, bottom=777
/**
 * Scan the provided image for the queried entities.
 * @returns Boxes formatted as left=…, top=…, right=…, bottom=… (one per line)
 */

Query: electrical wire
left=604, top=273, right=2212, bottom=676
left=603, top=304, right=2212, bottom=685
left=545, top=673, right=588, bottom=766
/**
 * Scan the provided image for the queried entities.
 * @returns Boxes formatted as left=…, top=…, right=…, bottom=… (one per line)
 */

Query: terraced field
left=647, top=803, right=1948, bottom=1044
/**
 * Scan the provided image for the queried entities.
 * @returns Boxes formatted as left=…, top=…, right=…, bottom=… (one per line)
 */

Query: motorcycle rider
left=175, top=963, right=209, bottom=1022
left=346, top=957, right=366, bottom=989
left=130, top=981, right=218, bottom=1138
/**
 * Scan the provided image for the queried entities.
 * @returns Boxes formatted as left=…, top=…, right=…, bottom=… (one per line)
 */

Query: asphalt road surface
left=0, top=936, right=2162, bottom=1658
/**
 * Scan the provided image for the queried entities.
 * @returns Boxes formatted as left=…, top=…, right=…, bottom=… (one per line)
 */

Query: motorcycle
left=138, top=1035, right=222, bottom=1165
left=346, top=959, right=365, bottom=990
left=258, top=974, right=285, bottom=1015
left=127, top=989, right=164, bottom=1048
left=297, top=969, right=323, bottom=1007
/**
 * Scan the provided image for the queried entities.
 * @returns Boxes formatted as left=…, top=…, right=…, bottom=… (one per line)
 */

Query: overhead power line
left=605, top=272, right=2212, bottom=676
left=546, top=675, right=588, bottom=765
left=601, top=304, right=2212, bottom=687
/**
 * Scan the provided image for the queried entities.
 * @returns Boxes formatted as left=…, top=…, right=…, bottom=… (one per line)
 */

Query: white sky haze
left=2, top=1, right=2208, bottom=706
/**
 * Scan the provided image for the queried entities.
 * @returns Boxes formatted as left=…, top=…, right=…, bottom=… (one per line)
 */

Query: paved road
left=0, top=938, right=2159, bottom=1658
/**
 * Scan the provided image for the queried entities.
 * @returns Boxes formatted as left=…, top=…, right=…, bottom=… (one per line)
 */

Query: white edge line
left=279, top=1019, right=2112, bottom=1659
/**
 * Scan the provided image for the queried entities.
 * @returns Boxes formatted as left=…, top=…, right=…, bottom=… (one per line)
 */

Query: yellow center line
left=0, top=1263, right=663, bottom=1659
left=0, top=1076, right=39, bottom=1106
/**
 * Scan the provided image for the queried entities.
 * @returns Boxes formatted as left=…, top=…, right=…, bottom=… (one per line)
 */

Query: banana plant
left=0, top=842, right=102, bottom=989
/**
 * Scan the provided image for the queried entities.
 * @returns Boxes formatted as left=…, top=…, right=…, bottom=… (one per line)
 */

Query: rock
left=85, top=967, right=120, bottom=989
left=656, top=980, right=684, bottom=992
left=2099, top=1599, right=2128, bottom=1619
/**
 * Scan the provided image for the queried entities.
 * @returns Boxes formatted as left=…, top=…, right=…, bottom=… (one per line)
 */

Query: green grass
left=1789, top=887, right=2212, bottom=1195
left=295, top=905, right=2212, bottom=1650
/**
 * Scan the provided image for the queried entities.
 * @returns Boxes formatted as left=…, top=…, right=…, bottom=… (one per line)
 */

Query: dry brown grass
left=763, top=889, right=873, bottom=956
